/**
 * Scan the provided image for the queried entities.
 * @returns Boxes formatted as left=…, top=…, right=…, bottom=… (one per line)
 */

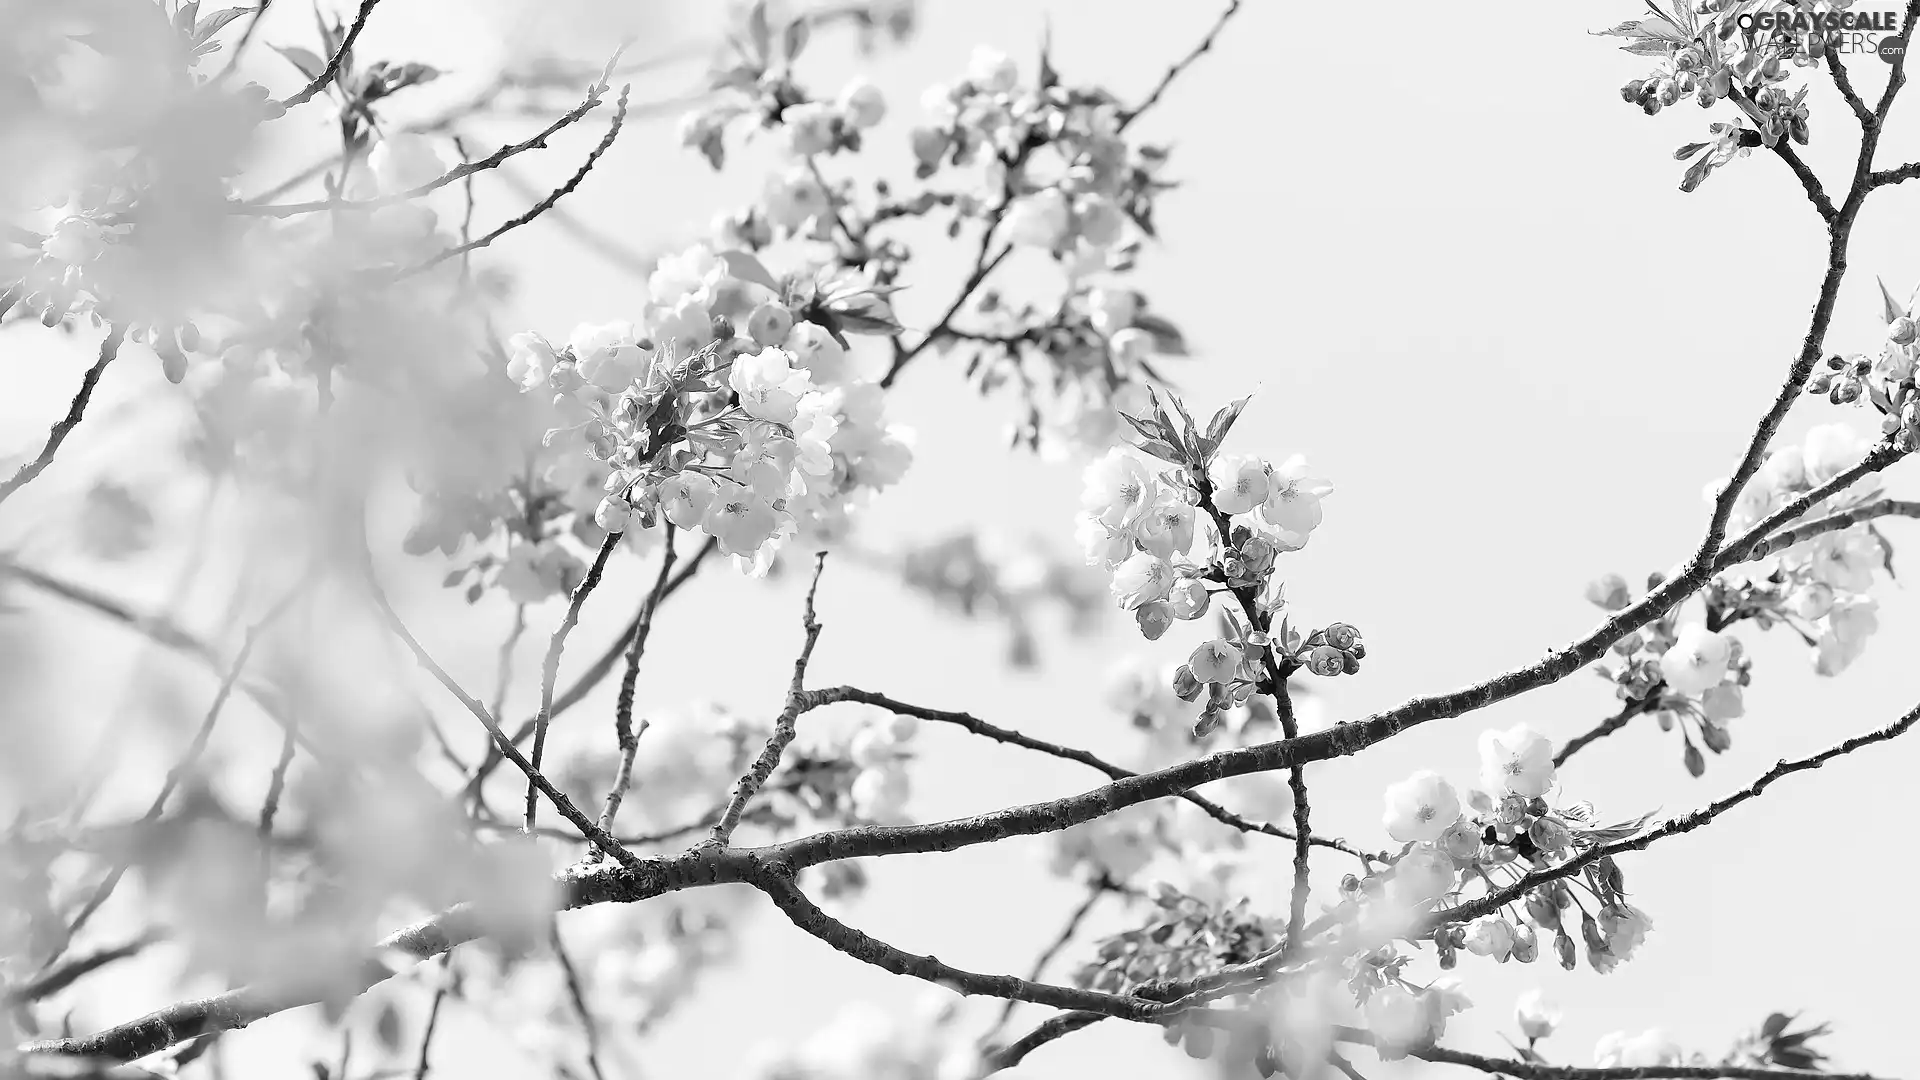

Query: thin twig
left=0, top=325, right=125, bottom=510
left=806, top=685, right=1376, bottom=863
left=599, top=528, right=679, bottom=835
left=360, top=557, right=642, bottom=872
left=241, top=84, right=610, bottom=217
left=273, top=0, right=380, bottom=110
left=463, top=537, right=717, bottom=799
left=1116, top=0, right=1244, bottom=132
left=526, top=531, right=624, bottom=833
left=706, top=553, right=825, bottom=841
left=708, top=554, right=828, bottom=845
left=410, top=954, right=451, bottom=1080
left=383, top=85, right=633, bottom=283
left=1554, top=697, right=1655, bottom=767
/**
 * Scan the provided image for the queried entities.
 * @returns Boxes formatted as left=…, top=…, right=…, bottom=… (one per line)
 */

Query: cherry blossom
left=1382, top=771, right=1462, bottom=843
left=1478, top=724, right=1557, bottom=799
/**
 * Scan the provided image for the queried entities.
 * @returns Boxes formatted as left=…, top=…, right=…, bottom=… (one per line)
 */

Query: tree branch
left=272, top=0, right=380, bottom=110
left=805, top=685, right=1377, bottom=863
left=1414, top=1043, right=1894, bottom=1080
left=0, top=325, right=125, bottom=510
left=526, top=531, right=624, bottom=833
left=1116, top=0, right=1245, bottom=132
left=599, top=527, right=679, bottom=835
left=1554, top=697, right=1657, bottom=767
left=708, top=553, right=828, bottom=845
left=383, top=85, right=633, bottom=283
left=1427, top=697, right=1920, bottom=930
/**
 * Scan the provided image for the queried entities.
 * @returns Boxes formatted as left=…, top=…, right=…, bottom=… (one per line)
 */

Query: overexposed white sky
left=5, top=1, right=1919, bottom=1077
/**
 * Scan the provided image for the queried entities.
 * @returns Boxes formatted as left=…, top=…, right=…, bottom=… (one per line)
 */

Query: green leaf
left=191, top=7, right=250, bottom=45
left=833, top=310, right=904, bottom=336
left=1118, top=411, right=1167, bottom=443
left=746, top=0, right=772, bottom=62
left=1673, top=141, right=1709, bottom=161
left=717, top=249, right=780, bottom=292
left=1679, top=152, right=1716, bottom=194
left=272, top=44, right=325, bottom=80
left=1134, top=438, right=1184, bottom=464
left=1204, top=395, right=1252, bottom=449
left=1877, top=276, right=1905, bottom=324
left=1133, top=312, right=1189, bottom=356
left=781, top=14, right=811, bottom=63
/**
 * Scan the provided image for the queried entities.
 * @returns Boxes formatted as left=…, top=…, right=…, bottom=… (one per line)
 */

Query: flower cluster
left=1363, top=978, right=1474, bottom=1060
left=1363, top=725, right=1658, bottom=976
left=1598, top=3, right=1829, bottom=191
left=1586, top=422, right=1890, bottom=774
left=1811, top=277, right=1920, bottom=451
left=502, top=244, right=913, bottom=579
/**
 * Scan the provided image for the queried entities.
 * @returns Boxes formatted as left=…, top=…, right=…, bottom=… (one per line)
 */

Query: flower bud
left=1171, top=664, right=1204, bottom=702
left=1525, top=889, right=1562, bottom=931
left=1555, top=930, right=1577, bottom=970
left=1135, top=601, right=1174, bottom=641
left=1169, top=578, right=1211, bottom=620
left=747, top=301, right=794, bottom=347
left=1440, top=818, right=1481, bottom=860
left=1511, top=922, right=1539, bottom=964
left=1498, top=794, right=1529, bottom=825
left=1341, top=651, right=1361, bottom=675
left=1323, top=622, right=1360, bottom=650
left=1891, top=316, right=1917, bottom=345
left=1304, top=644, right=1344, bottom=677
left=1528, top=815, right=1572, bottom=855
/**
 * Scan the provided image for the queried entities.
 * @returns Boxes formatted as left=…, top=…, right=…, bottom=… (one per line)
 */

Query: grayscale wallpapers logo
left=1735, top=8, right=1906, bottom=61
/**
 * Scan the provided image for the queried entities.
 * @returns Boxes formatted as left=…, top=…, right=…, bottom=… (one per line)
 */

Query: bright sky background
left=5, top=1, right=1920, bottom=1078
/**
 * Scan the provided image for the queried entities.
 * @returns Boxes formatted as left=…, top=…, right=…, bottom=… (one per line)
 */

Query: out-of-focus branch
left=0, top=325, right=125, bottom=510
left=360, top=556, right=640, bottom=872
left=4, top=934, right=161, bottom=1005
left=40, top=583, right=302, bottom=967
